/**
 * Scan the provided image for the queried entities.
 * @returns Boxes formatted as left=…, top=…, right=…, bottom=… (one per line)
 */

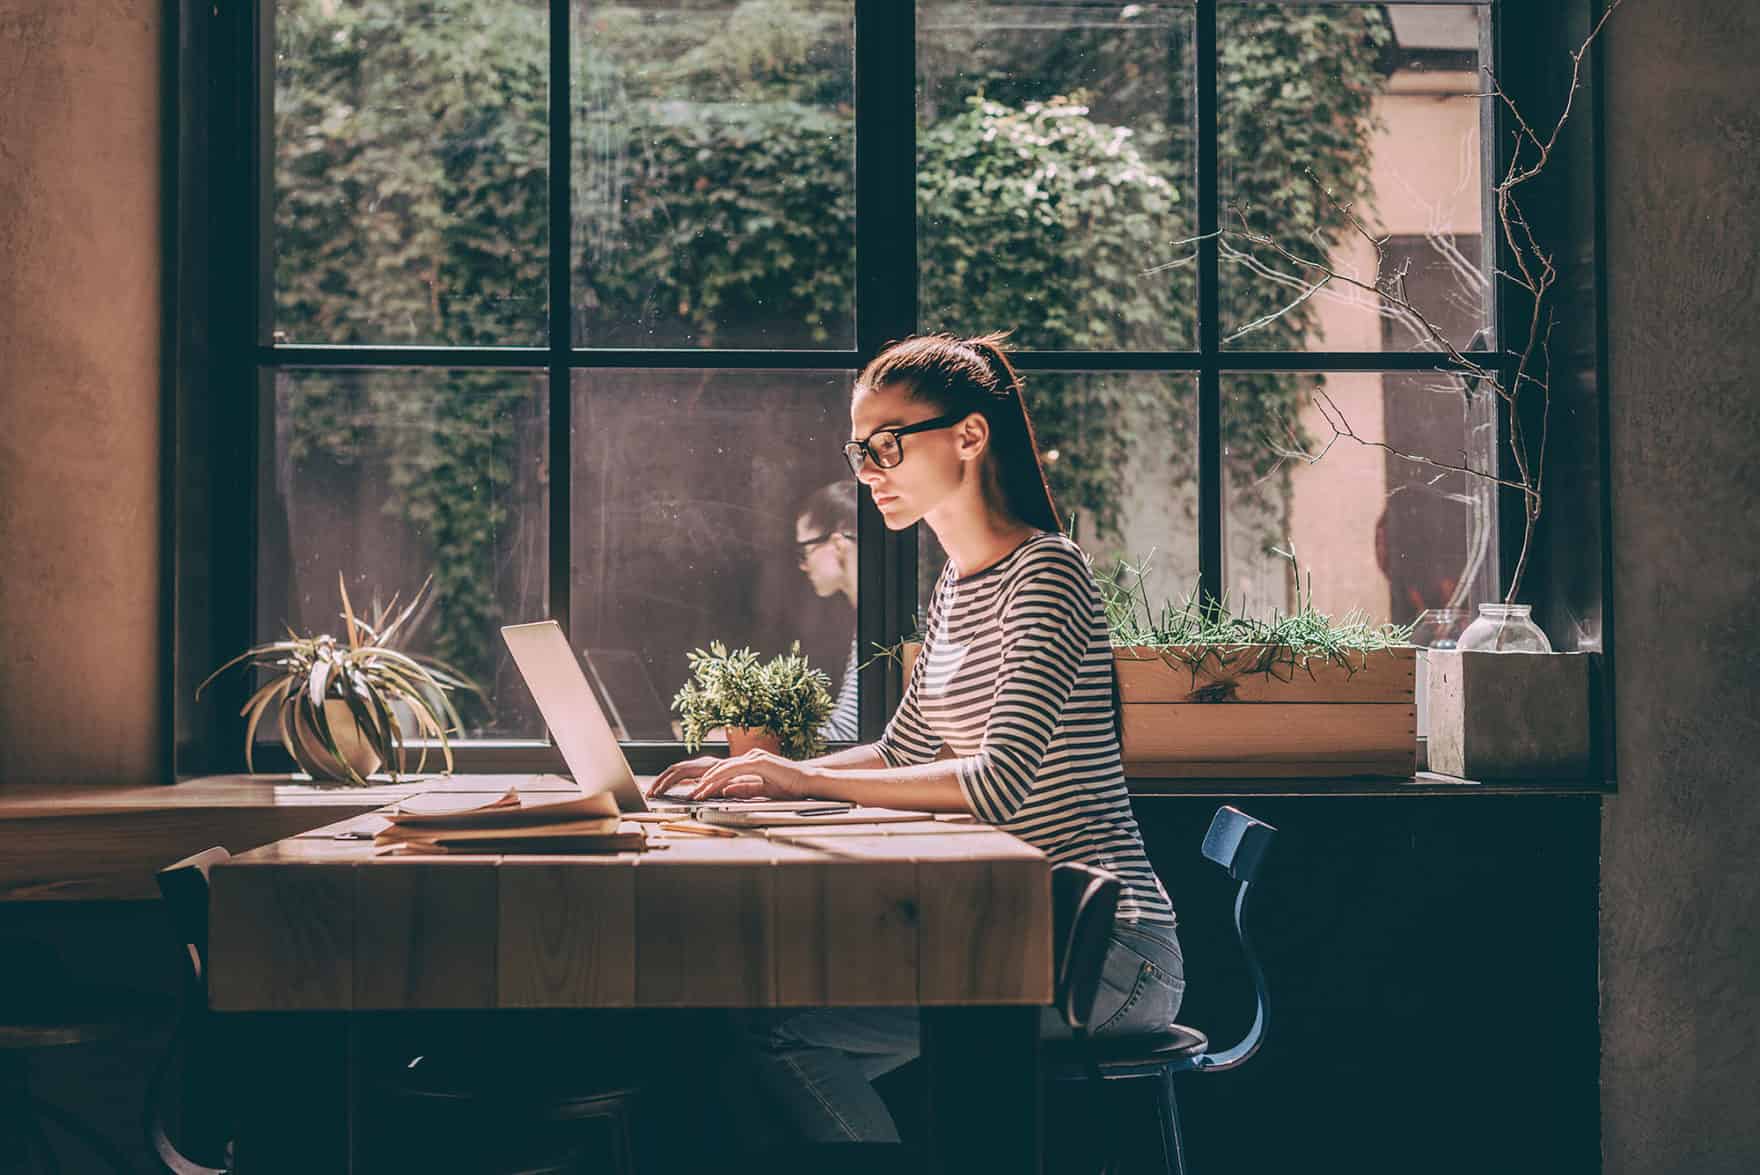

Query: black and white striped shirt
left=820, top=637, right=861, bottom=743
left=875, top=531, right=1176, bottom=927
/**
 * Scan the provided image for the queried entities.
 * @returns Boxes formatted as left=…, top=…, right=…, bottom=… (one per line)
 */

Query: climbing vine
left=273, top=0, right=1389, bottom=731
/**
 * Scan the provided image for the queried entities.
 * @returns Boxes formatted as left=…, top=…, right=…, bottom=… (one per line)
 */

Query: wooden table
left=207, top=795, right=1053, bottom=1173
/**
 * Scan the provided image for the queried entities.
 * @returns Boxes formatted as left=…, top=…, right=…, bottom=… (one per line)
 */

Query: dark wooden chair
left=0, top=969, right=171, bottom=1173
left=154, top=846, right=643, bottom=1175
left=1044, top=805, right=1278, bottom=1175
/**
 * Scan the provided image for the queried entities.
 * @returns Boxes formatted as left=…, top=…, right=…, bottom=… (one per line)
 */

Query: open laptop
left=501, top=621, right=849, bottom=816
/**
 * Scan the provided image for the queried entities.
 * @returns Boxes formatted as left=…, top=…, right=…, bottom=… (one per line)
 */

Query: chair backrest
left=1050, top=863, right=1122, bottom=1032
left=152, top=847, right=233, bottom=1175
left=1193, top=806, right=1277, bottom=1072
left=157, top=847, right=231, bottom=986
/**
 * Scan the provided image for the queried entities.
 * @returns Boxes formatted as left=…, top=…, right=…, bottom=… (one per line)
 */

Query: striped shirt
left=875, top=531, right=1176, bottom=927
left=820, top=637, right=861, bottom=743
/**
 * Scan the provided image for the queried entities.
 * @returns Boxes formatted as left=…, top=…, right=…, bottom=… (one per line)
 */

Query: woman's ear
left=955, top=412, right=990, bottom=462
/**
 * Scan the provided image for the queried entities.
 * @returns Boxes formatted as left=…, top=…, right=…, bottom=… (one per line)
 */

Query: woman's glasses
left=795, top=531, right=853, bottom=562
left=842, top=411, right=968, bottom=477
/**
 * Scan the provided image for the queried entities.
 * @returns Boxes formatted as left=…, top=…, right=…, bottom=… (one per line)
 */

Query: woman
left=648, top=333, right=1181, bottom=1144
left=793, top=480, right=860, bottom=743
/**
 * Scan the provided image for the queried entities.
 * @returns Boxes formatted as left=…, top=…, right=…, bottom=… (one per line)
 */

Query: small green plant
left=196, top=573, right=483, bottom=784
left=671, top=641, right=834, bottom=759
left=1098, top=547, right=1413, bottom=683
left=865, top=546, right=1412, bottom=686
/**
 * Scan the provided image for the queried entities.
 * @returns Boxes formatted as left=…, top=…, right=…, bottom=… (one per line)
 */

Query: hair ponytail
left=960, top=334, right=1064, bottom=537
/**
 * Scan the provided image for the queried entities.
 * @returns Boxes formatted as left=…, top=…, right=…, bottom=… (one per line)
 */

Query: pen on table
left=659, top=820, right=740, bottom=838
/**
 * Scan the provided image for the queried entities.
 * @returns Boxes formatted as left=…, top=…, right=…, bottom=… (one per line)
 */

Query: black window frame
left=165, top=0, right=1617, bottom=782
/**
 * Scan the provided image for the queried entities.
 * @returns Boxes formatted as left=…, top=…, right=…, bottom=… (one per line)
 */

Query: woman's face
left=848, top=380, right=985, bottom=530
left=794, top=513, right=849, bottom=596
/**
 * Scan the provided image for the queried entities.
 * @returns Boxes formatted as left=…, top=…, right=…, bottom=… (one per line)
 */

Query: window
left=183, top=1, right=1582, bottom=775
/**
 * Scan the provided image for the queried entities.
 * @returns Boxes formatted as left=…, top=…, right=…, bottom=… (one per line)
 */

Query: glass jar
left=1456, top=603, right=1553, bottom=653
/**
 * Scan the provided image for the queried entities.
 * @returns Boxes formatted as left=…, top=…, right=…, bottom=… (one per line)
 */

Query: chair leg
left=1152, top=1067, right=1188, bottom=1175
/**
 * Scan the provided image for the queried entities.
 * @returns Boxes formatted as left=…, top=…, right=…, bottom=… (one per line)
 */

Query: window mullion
left=548, top=0, right=573, bottom=644
left=1196, top=0, right=1222, bottom=608
left=854, top=0, right=919, bottom=741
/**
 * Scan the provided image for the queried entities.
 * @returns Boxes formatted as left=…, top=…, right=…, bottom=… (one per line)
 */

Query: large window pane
left=1222, top=371, right=1497, bottom=626
left=571, top=2, right=856, bottom=348
left=917, top=3, right=1197, bottom=350
left=260, top=370, right=551, bottom=743
left=917, top=374, right=1199, bottom=620
left=274, top=0, right=550, bottom=346
left=1218, top=4, right=1491, bottom=352
left=571, top=371, right=859, bottom=742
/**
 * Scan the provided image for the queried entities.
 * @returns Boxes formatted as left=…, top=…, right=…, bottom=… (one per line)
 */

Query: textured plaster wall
left=1602, top=1, right=1760, bottom=1170
left=0, top=0, right=163, bottom=784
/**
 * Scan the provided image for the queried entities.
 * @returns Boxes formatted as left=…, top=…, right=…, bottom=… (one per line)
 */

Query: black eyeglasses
left=842, top=411, right=968, bottom=477
left=795, top=530, right=853, bottom=560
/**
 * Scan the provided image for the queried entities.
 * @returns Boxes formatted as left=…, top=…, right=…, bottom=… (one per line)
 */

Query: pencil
left=659, top=820, right=740, bottom=838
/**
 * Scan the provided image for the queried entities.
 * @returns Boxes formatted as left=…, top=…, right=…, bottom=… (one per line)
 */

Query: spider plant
left=196, top=573, right=483, bottom=784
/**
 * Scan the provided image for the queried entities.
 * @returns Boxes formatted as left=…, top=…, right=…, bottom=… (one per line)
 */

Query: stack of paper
left=376, top=786, right=646, bottom=854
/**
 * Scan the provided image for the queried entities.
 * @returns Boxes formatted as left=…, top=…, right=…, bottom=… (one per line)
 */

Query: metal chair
left=1044, top=805, right=1278, bottom=1175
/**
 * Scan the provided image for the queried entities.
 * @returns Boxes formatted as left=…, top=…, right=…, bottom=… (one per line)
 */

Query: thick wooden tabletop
left=207, top=797, right=1052, bottom=1014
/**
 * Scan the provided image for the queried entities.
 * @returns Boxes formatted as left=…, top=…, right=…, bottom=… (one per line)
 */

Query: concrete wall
left=1602, top=1, right=1760, bottom=1171
left=0, top=0, right=163, bottom=786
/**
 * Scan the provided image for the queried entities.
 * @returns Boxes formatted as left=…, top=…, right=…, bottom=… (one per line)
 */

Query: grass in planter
left=1099, top=547, right=1414, bottom=688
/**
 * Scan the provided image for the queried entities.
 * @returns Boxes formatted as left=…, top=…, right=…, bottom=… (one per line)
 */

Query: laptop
left=500, top=620, right=850, bottom=816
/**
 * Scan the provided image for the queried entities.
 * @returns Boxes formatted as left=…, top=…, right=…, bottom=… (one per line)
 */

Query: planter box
left=1425, top=650, right=1593, bottom=780
left=900, top=642, right=1417, bottom=779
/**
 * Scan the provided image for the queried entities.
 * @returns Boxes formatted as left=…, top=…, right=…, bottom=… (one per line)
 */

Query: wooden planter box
left=900, top=642, right=1417, bottom=779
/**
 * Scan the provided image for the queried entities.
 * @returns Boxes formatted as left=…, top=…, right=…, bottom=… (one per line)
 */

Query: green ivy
left=273, top=0, right=1389, bottom=732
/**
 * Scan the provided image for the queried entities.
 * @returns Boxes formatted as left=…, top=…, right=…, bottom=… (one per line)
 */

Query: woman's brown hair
left=855, top=333, right=1125, bottom=742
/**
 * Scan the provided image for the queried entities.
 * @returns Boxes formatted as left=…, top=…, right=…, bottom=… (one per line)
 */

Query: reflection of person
left=650, top=334, right=1180, bottom=1144
left=794, top=482, right=859, bottom=742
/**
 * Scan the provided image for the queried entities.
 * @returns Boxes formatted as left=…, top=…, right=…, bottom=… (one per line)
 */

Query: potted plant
left=880, top=550, right=1417, bottom=780
left=196, top=574, right=482, bottom=785
left=671, top=641, right=834, bottom=760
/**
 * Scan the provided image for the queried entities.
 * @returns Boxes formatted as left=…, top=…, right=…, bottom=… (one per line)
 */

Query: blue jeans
left=742, top=922, right=1185, bottom=1143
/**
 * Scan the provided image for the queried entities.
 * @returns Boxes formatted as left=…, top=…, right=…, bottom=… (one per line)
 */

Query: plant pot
left=1425, top=650, right=1594, bottom=780
left=288, top=697, right=384, bottom=782
left=900, top=641, right=1417, bottom=779
left=724, top=725, right=784, bottom=757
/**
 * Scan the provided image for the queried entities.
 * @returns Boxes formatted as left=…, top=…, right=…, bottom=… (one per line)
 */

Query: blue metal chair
left=1045, top=805, right=1278, bottom=1175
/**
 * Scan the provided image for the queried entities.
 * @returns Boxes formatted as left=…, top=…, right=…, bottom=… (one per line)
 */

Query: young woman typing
left=646, top=333, right=1181, bottom=1144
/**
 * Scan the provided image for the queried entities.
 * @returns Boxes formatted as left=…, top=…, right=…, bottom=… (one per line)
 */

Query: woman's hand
left=645, top=755, right=724, bottom=799
left=685, top=749, right=819, bottom=802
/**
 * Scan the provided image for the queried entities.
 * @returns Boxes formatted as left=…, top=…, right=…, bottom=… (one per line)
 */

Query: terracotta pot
left=288, top=697, right=383, bottom=782
left=724, top=725, right=784, bottom=757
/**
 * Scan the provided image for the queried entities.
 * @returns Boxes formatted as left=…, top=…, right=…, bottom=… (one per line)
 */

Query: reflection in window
left=570, top=371, right=859, bottom=741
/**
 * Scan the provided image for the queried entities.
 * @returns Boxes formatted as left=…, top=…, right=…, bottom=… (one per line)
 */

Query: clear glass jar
left=1456, top=603, right=1553, bottom=653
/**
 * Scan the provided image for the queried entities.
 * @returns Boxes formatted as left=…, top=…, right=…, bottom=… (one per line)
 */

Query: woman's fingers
left=648, top=755, right=719, bottom=797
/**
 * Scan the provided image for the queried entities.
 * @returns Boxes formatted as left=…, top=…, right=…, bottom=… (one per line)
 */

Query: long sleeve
left=952, top=547, right=1091, bottom=824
